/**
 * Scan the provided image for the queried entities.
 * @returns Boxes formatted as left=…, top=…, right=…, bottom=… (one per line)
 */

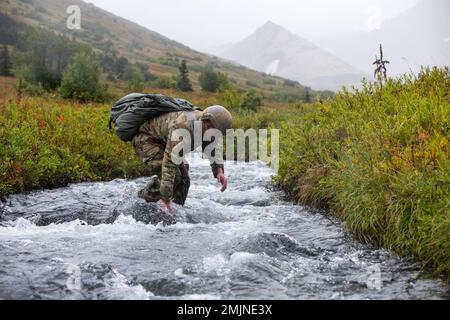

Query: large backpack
left=109, top=93, right=200, bottom=142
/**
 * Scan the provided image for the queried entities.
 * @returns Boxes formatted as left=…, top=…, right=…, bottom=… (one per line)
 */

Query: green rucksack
left=109, top=93, right=200, bottom=142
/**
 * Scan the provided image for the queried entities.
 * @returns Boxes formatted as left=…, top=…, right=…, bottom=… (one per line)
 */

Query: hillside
left=0, top=0, right=315, bottom=95
left=221, top=21, right=367, bottom=91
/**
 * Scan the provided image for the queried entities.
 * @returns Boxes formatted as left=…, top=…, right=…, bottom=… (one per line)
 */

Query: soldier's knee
left=146, top=160, right=163, bottom=175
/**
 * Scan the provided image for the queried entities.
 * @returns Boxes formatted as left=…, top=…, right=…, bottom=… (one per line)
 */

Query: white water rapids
left=0, top=156, right=447, bottom=299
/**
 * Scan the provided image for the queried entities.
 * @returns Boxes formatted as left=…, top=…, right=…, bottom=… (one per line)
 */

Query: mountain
left=0, top=0, right=306, bottom=94
left=323, top=0, right=450, bottom=76
left=221, top=21, right=366, bottom=91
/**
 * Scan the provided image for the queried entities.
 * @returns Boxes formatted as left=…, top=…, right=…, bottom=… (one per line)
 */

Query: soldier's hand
left=217, top=173, right=228, bottom=192
left=161, top=198, right=173, bottom=216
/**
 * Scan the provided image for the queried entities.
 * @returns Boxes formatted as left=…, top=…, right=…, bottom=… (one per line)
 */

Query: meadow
left=0, top=67, right=448, bottom=278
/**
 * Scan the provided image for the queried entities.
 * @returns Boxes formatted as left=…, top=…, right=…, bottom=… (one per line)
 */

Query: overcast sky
left=86, top=0, right=420, bottom=51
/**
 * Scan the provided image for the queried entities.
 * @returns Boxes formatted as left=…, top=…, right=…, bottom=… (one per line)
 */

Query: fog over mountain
left=315, top=0, right=450, bottom=77
left=81, top=0, right=447, bottom=90
left=87, top=0, right=420, bottom=52
left=219, top=21, right=366, bottom=91
left=207, top=0, right=448, bottom=89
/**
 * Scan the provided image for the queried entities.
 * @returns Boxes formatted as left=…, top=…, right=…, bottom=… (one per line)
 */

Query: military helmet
left=201, top=105, right=232, bottom=134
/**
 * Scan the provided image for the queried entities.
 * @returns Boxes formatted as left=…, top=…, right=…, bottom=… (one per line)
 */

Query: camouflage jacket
left=135, top=110, right=224, bottom=199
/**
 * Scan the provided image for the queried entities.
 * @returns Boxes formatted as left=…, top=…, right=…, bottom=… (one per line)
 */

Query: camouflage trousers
left=133, top=134, right=190, bottom=205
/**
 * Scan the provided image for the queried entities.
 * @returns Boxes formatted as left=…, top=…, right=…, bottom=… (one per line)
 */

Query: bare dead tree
left=16, top=78, right=23, bottom=104
left=373, top=44, right=390, bottom=90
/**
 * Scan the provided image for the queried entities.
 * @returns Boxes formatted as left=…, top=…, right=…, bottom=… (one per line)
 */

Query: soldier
left=132, top=105, right=232, bottom=215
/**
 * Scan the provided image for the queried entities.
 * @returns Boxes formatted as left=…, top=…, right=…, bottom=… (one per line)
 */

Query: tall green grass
left=277, top=67, right=449, bottom=278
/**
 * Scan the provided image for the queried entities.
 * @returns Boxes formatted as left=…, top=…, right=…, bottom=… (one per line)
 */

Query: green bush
left=127, top=69, right=145, bottom=92
left=241, top=89, right=263, bottom=111
left=263, top=78, right=276, bottom=85
left=150, top=76, right=176, bottom=89
left=218, top=86, right=244, bottom=111
left=0, top=97, right=147, bottom=198
left=271, top=88, right=308, bottom=103
left=59, top=52, right=109, bottom=102
left=136, top=62, right=156, bottom=82
left=219, top=86, right=263, bottom=112
left=199, top=68, right=227, bottom=92
left=283, top=79, right=299, bottom=87
left=245, top=80, right=259, bottom=88
left=277, top=67, right=450, bottom=278
left=21, top=81, right=46, bottom=97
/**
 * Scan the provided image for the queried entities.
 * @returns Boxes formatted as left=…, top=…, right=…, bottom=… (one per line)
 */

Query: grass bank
left=0, top=96, right=147, bottom=198
left=276, top=68, right=449, bottom=278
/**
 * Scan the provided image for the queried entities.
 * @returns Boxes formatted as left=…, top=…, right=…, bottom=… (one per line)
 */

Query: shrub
left=277, top=67, right=450, bottom=277
left=0, top=97, right=147, bottom=198
left=263, top=78, right=276, bottom=85
left=283, top=79, right=299, bottom=87
left=271, top=88, right=310, bottom=103
left=219, top=85, right=263, bottom=112
left=241, top=89, right=263, bottom=111
left=136, top=62, right=156, bottom=82
left=218, top=86, right=244, bottom=111
left=21, top=81, right=46, bottom=97
left=150, top=76, right=175, bottom=89
left=59, top=52, right=109, bottom=102
left=245, top=80, right=259, bottom=88
left=199, top=68, right=227, bottom=92
left=128, top=71, right=145, bottom=92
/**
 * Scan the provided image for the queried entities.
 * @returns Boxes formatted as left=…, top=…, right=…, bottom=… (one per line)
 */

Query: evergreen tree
left=0, top=44, right=12, bottom=76
left=116, top=56, right=130, bottom=80
left=177, top=59, right=193, bottom=91
left=304, top=88, right=311, bottom=103
left=128, top=69, right=145, bottom=92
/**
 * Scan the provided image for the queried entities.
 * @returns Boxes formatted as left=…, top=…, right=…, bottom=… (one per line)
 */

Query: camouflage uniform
left=132, top=110, right=224, bottom=205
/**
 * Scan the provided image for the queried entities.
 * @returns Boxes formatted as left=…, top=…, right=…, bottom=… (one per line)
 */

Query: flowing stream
left=0, top=156, right=447, bottom=300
